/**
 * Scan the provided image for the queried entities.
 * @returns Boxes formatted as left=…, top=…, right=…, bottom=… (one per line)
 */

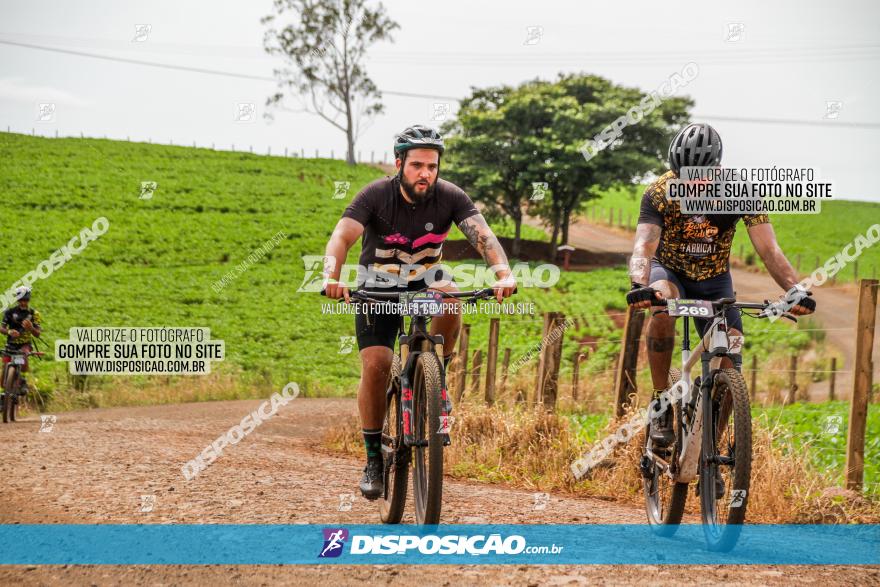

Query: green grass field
left=588, top=184, right=880, bottom=281
left=0, top=133, right=817, bottom=406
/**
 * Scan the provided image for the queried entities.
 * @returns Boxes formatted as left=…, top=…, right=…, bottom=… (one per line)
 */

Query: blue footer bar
left=0, top=525, right=877, bottom=565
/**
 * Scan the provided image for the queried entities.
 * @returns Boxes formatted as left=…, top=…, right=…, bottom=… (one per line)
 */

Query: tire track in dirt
left=0, top=399, right=875, bottom=585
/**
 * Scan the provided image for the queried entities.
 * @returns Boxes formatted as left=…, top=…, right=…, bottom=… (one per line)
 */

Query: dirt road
left=552, top=217, right=880, bottom=400
left=1, top=399, right=876, bottom=585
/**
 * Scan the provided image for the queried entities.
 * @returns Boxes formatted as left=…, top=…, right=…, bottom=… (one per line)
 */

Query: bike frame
left=646, top=301, right=747, bottom=484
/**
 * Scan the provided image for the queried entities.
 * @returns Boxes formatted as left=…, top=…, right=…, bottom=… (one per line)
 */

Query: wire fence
left=5, top=126, right=393, bottom=165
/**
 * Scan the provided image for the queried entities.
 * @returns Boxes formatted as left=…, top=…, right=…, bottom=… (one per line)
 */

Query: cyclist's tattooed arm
left=630, top=223, right=661, bottom=285
left=746, top=223, right=799, bottom=290
left=457, top=214, right=515, bottom=300
left=457, top=214, right=510, bottom=275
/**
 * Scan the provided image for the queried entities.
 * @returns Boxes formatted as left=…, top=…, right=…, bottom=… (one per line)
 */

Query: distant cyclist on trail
left=321, top=125, right=516, bottom=499
left=626, top=123, right=815, bottom=452
left=1, top=286, right=42, bottom=393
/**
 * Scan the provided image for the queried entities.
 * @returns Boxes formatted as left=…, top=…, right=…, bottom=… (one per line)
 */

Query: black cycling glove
left=794, top=292, right=816, bottom=312
left=626, top=283, right=658, bottom=306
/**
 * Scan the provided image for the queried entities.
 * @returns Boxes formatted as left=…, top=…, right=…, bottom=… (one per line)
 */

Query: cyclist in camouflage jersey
left=626, top=123, right=815, bottom=450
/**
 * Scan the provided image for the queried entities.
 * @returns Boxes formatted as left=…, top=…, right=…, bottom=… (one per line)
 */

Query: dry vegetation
left=325, top=371, right=880, bottom=524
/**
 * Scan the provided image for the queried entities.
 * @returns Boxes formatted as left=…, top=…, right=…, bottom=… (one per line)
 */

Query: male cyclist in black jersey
left=626, top=123, right=815, bottom=454
left=322, top=125, right=516, bottom=499
left=1, top=286, right=42, bottom=395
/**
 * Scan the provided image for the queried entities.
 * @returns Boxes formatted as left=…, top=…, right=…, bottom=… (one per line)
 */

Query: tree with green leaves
left=262, top=0, right=399, bottom=165
left=444, top=74, right=692, bottom=256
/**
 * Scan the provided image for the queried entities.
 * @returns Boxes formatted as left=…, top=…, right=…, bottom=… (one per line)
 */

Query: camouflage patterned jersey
left=638, top=170, right=769, bottom=281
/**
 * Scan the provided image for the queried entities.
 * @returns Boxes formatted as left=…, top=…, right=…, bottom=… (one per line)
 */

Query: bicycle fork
left=399, top=341, right=452, bottom=448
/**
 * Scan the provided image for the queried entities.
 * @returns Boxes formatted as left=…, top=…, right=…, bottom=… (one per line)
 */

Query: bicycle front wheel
left=700, top=367, right=752, bottom=551
left=379, top=354, right=409, bottom=524
left=2, top=367, right=15, bottom=424
left=411, top=352, right=444, bottom=525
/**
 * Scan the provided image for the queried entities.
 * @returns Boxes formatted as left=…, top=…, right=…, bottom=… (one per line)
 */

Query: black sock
left=363, top=429, right=382, bottom=460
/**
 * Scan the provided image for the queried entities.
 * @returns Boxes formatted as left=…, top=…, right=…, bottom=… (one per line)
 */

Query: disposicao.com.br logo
left=318, top=528, right=563, bottom=557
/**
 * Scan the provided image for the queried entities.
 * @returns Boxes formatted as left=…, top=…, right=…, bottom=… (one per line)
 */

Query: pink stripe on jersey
left=412, top=230, right=448, bottom=249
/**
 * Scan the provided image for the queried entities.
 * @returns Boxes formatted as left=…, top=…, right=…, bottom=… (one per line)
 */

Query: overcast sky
left=2, top=0, right=878, bottom=201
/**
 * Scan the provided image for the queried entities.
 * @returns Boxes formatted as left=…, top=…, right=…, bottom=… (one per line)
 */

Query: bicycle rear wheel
left=379, top=354, right=409, bottom=523
left=411, top=352, right=444, bottom=525
left=644, top=368, right=688, bottom=534
left=700, top=367, right=752, bottom=551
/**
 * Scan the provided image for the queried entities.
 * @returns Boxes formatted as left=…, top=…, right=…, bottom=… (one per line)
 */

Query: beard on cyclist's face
left=398, top=149, right=439, bottom=203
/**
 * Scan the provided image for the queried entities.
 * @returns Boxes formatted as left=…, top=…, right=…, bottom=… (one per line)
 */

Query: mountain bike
left=639, top=296, right=797, bottom=551
left=343, top=287, right=503, bottom=525
left=2, top=347, right=45, bottom=423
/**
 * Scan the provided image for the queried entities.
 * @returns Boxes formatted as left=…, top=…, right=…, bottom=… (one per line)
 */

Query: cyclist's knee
left=359, top=346, right=393, bottom=376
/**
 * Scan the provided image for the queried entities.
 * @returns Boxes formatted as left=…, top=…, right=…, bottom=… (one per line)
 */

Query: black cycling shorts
left=649, top=260, right=743, bottom=336
left=354, top=271, right=455, bottom=352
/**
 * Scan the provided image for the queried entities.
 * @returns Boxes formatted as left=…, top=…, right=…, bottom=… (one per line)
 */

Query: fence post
left=795, top=253, right=801, bottom=272
left=750, top=355, right=757, bottom=401
left=615, top=306, right=647, bottom=418
left=538, top=313, right=565, bottom=411
left=284, top=147, right=288, bottom=157
left=471, top=350, right=483, bottom=393
left=608, top=208, right=613, bottom=226
left=535, top=312, right=561, bottom=406
left=500, top=347, right=511, bottom=397
left=846, top=279, right=878, bottom=490
left=617, top=208, right=622, bottom=227
left=786, top=355, right=798, bottom=404
left=829, top=357, right=836, bottom=401
left=454, top=325, right=470, bottom=402
left=485, top=318, right=500, bottom=406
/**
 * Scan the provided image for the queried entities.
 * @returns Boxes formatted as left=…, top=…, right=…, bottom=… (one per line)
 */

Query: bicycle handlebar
left=1, top=349, right=45, bottom=357
left=648, top=297, right=797, bottom=322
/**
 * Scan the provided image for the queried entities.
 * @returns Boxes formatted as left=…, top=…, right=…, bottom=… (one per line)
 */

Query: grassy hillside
left=0, top=133, right=816, bottom=407
left=588, top=184, right=880, bottom=281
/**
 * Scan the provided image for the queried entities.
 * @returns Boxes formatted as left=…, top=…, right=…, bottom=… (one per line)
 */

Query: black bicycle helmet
left=668, top=123, right=722, bottom=173
left=393, top=125, right=445, bottom=156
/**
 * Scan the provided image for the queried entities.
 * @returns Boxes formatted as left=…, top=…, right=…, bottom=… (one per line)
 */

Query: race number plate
left=667, top=299, right=713, bottom=317
left=403, top=291, right=444, bottom=316
left=12, top=356, right=26, bottom=365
